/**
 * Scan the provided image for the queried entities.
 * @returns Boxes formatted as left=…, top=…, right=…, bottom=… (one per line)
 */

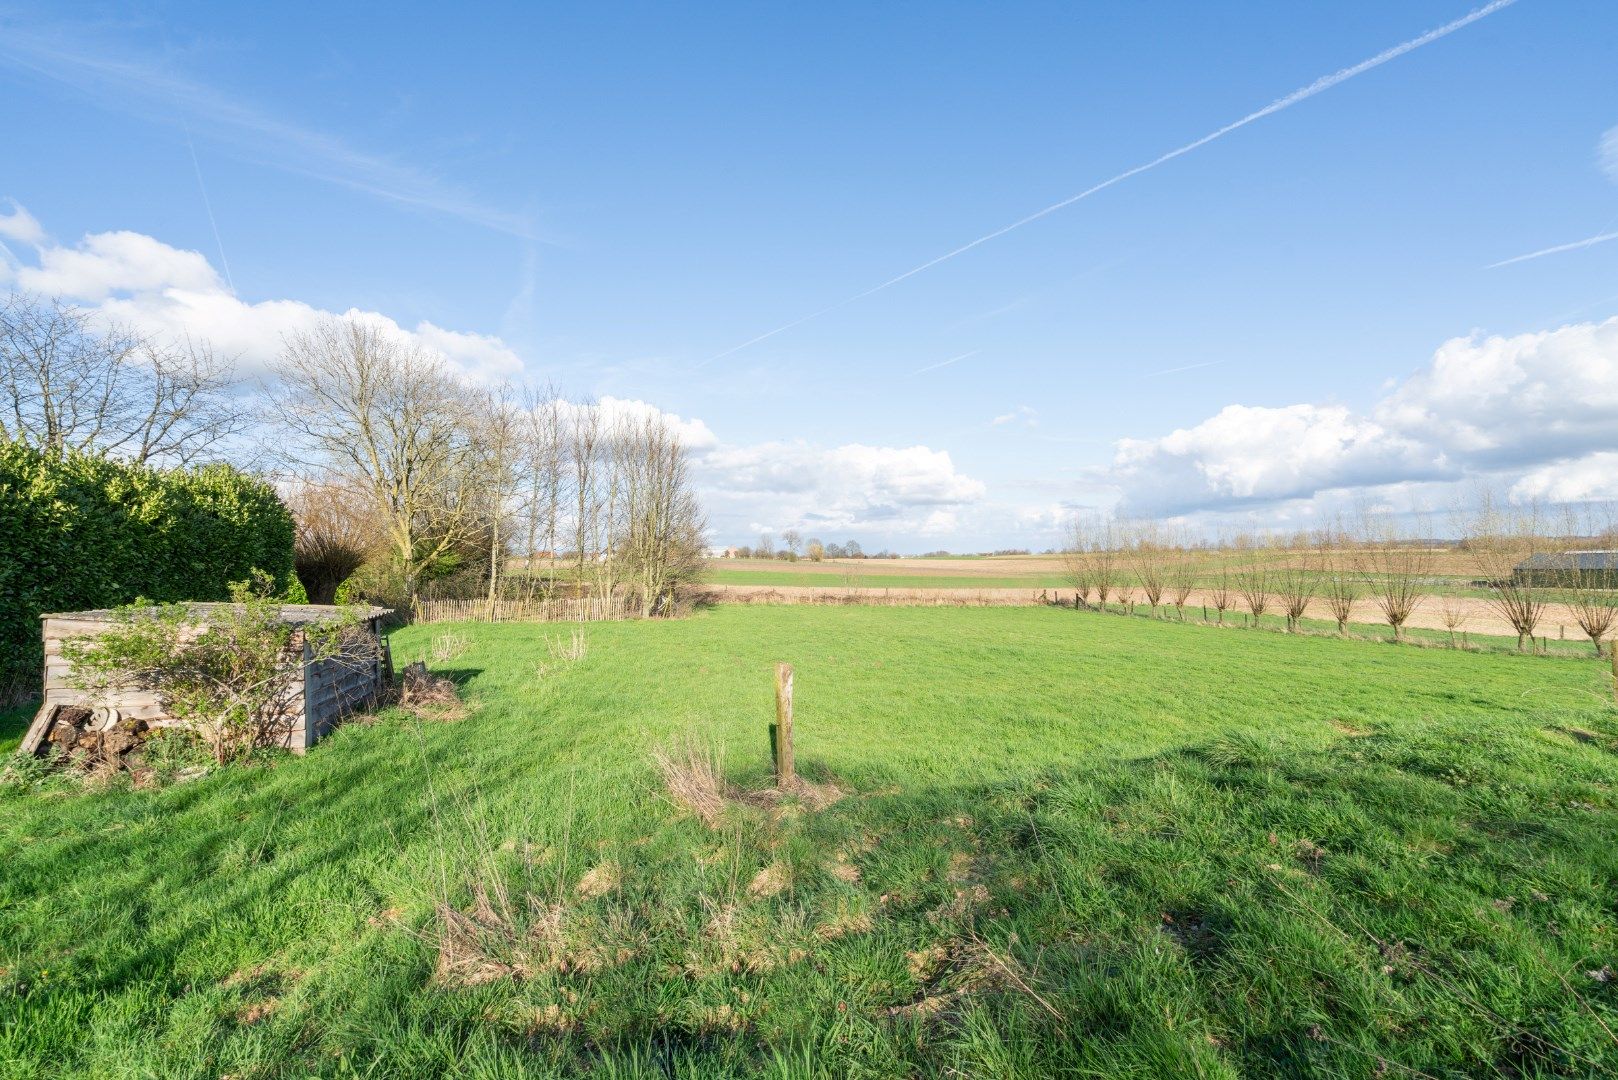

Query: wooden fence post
left=1610, top=639, right=1617, bottom=705
left=773, top=662, right=795, bottom=786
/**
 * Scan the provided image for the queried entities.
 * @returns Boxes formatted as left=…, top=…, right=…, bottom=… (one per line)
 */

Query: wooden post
left=1610, top=639, right=1617, bottom=705
left=773, top=662, right=795, bottom=787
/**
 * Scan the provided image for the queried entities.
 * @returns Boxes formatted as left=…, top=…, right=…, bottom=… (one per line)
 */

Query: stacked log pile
left=39, top=704, right=158, bottom=773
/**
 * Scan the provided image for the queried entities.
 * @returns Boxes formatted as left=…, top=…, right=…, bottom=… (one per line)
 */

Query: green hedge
left=0, top=442, right=296, bottom=699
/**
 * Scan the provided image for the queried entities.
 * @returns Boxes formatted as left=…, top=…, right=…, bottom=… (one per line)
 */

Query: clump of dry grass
left=575, top=860, right=621, bottom=898
left=397, top=661, right=468, bottom=721
left=430, top=632, right=470, bottom=664
left=651, top=737, right=848, bottom=827
left=731, top=776, right=848, bottom=818
left=888, top=935, right=1063, bottom=1024
left=432, top=879, right=645, bottom=988
left=747, top=861, right=791, bottom=898
left=546, top=628, right=588, bottom=663
left=651, top=739, right=728, bottom=826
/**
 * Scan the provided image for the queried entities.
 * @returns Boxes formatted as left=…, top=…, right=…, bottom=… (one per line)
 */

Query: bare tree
left=285, top=475, right=381, bottom=604
left=1061, top=522, right=1097, bottom=610
left=1167, top=554, right=1197, bottom=620
left=271, top=314, right=479, bottom=601
left=756, top=532, right=776, bottom=559
left=521, top=385, right=566, bottom=583
left=1562, top=507, right=1618, bottom=655
left=1465, top=493, right=1550, bottom=651
left=1318, top=529, right=1361, bottom=635
left=1124, top=522, right=1168, bottom=616
left=567, top=400, right=604, bottom=601
left=1234, top=536, right=1271, bottom=625
left=0, top=292, right=249, bottom=464
left=616, top=413, right=707, bottom=615
left=781, top=529, right=802, bottom=557
left=1438, top=597, right=1469, bottom=648
left=1365, top=521, right=1432, bottom=641
left=470, top=384, right=526, bottom=615
left=1080, top=521, right=1120, bottom=610
left=1275, top=545, right=1317, bottom=633
left=1207, top=561, right=1234, bottom=624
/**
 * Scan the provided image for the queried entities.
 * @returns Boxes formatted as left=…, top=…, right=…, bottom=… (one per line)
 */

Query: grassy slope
left=2, top=607, right=1616, bottom=1077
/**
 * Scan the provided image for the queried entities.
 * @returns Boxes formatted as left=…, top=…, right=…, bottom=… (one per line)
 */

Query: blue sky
left=3, top=1, right=1617, bottom=549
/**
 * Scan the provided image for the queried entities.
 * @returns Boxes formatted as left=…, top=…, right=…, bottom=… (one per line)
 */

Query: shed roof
left=41, top=603, right=393, bottom=624
left=1515, top=551, right=1618, bottom=571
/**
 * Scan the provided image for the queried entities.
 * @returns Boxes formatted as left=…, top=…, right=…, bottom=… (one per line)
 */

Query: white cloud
left=1509, top=451, right=1618, bottom=504
left=1601, top=124, right=1618, bottom=183
left=17, top=229, right=221, bottom=299
left=1374, top=319, right=1618, bottom=465
left=4, top=208, right=524, bottom=382
left=552, top=395, right=719, bottom=453
left=1109, top=316, right=1618, bottom=518
left=0, top=199, right=46, bottom=246
left=699, top=441, right=985, bottom=537
left=991, top=405, right=1038, bottom=428
left=1111, top=404, right=1443, bottom=517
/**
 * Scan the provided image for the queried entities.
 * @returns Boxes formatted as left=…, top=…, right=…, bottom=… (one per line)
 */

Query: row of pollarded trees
left=273, top=316, right=707, bottom=616
left=1062, top=506, right=1618, bottom=654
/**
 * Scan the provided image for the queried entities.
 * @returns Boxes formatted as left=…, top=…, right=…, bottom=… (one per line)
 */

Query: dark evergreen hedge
left=0, top=442, right=296, bottom=698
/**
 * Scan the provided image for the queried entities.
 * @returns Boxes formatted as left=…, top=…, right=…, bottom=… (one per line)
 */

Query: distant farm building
left=1512, top=551, right=1618, bottom=588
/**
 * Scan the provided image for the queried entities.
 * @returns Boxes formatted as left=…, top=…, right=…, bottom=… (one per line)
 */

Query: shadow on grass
left=4, top=686, right=1618, bottom=1076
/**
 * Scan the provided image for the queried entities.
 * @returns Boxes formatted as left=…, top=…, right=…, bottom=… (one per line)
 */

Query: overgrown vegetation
left=0, top=441, right=295, bottom=700
left=2, top=606, right=1615, bottom=1076
left=61, top=574, right=375, bottom=764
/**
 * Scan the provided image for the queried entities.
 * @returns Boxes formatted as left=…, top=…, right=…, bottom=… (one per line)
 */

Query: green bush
left=0, top=442, right=295, bottom=699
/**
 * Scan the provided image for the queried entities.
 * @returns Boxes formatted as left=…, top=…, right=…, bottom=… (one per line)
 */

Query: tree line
left=1063, top=502, right=1618, bottom=654
left=1, top=293, right=707, bottom=616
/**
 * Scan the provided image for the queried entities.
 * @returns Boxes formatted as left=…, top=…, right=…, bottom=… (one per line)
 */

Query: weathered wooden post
left=1610, top=639, right=1617, bottom=705
left=773, top=661, right=795, bottom=787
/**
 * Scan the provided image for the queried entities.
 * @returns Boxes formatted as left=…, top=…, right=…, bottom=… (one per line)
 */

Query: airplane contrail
left=698, top=0, right=1519, bottom=368
left=183, top=122, right=237, bottom=296
left=1141, top=360, right=1224, bottom=379
left=911, top=350, right=979, bottom=375
left=1486, top=229, right=1618, bottom=269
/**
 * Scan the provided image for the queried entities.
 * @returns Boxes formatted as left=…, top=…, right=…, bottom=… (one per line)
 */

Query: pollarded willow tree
left=1318, top=530, right=1361, bottom=635
left=1124, top=522, right=1169, bottom=616
left=1464, top=495, right=1551, bottom=651
left=1274, top=547, right=1317, bottom=633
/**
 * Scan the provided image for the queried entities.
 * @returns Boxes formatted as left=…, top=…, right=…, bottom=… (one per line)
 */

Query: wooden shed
left=18, top=604, right=393, bottom=759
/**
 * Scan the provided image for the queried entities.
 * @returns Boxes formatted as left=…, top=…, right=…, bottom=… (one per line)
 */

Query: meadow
left=3, top=605, right=1617, bottom=1077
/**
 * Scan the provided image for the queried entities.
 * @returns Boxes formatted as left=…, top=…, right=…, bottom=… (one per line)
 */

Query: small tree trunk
left=773, top=662, right=795, bottom=787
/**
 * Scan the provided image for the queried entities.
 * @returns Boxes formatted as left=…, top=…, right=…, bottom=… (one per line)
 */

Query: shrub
left=0, top=442, right=295, bottom=699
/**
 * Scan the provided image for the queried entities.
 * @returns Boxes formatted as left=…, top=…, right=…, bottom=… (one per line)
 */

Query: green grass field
left=705, top=567, right=1066, bottom=590
left=3, top=606, right=1617, bottom=1077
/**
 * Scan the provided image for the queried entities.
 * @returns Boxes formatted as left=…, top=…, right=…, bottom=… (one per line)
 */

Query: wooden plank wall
left=23, top=616, right=388, bottom=756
